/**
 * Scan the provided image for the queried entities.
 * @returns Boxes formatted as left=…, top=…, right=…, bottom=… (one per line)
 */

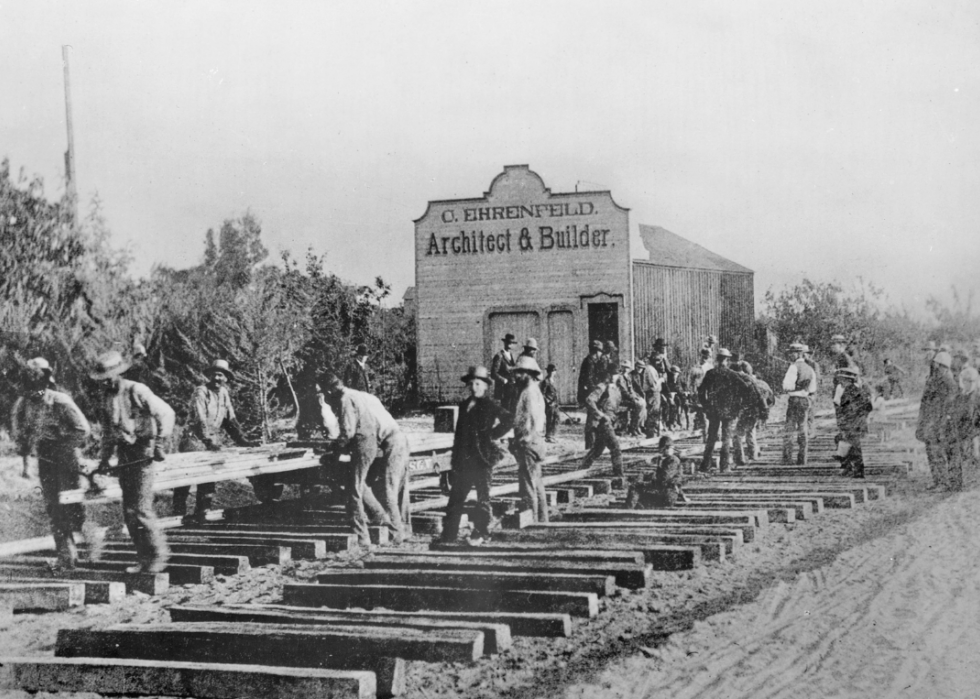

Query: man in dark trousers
left=439, top=366, right=513, bottom=545
left=342, top=344, right=372, bottom=394
left=580, top=367, right=627, bottom=477
left=173, top=359, right=260, bottom=521
left=626, top=436, right=686, bottom=509
left=490, top=333, right=518, bottom=412
left=732, top=361, right=771, bottom=465
left=782, top=342, right=816, bottom=465
left=698, top=348, right=762, bottom=473
left=834, top=366, right=874, bottom=478
left=541, top=363, right=560, bottom=443
left=917, top=350, right=957, bottom=490
left=578, top=339, right=606, bottom=448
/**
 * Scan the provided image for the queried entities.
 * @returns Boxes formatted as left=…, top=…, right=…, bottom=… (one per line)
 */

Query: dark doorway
left=588, top=303, right=619, bottom=350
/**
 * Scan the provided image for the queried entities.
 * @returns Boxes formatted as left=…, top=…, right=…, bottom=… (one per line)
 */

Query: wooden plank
left=0, top=571, right=125, bottom=604
left=672, top=501, right=798, bottom=523
left=187, top=523, right=391, bottom=546
left=162, top=534, right=334, bottom=559
left=0, top=560, right=167, bottom=595
left=704, top=477, right=884, bottom=501
left=683, top=492, right=826, bottom=515
left=523, top=522, right=747, bottom=547
left=363, top=554, right=651, bottom=589
left=0, top=657, right=377, bottom=699
left=0, top=582, right=85, bottom=611
left=684, top=486, right=856, bottom=508
left=99, top=541, right=291, bottom=566
left=95, top=551, right=250, bottom=576
left=416, top=546, right=646, bottom=565
left=575, top=478, right=612, bottom=494
left=283, top=582, right=599, bottom=619
left=564, top=508, right=768, bottom=529
left=168, top=604, right=512, bottom=654
left=317, top=568, right=615, bottom=597
left=79, top=561, right=214, bottom=586
left=489, top=529, right=726, bottom=561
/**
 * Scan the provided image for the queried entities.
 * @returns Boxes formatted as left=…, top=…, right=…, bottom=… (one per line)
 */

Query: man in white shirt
left=322, top=373, right=409, bottom=547
left=510, top=356, right=548, bottom=523
left=782, top=343, right=816, bottom=465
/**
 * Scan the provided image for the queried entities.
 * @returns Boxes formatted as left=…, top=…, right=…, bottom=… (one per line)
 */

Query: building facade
left=414, top=165, right=753, bottom=404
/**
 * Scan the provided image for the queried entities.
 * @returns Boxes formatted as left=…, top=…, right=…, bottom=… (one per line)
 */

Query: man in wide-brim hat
left=12, top=357, right=97, bottom=569
left=173, top=359, right=259, bottom=522
left=510, top=356, right=549, bottom=524
left=91, top=350, right=175, bottom=573
left=439, top=366, right=513, bottom=545
left=834, top=366, right=873, bottom=479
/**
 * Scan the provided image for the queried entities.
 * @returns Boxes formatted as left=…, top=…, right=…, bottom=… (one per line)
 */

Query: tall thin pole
left=62, top=45, right=78, bottom=224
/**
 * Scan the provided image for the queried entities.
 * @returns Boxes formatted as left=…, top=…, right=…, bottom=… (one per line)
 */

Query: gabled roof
left=637, top=225, right=753, bottom=274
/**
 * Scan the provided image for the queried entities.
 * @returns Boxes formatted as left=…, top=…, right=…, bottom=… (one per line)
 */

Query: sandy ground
left=2, top=405, right=980, bottom=698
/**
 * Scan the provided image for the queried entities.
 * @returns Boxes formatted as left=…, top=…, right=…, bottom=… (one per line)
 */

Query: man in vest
left=172, top=359, right=259, bottom=522
left=342, top=344, right=372, bottom=394
left=490, top=333, right=518, bottom=412
left=92, top=350, right=175, bottom=574
left=782, top=343, right=816, bottom=465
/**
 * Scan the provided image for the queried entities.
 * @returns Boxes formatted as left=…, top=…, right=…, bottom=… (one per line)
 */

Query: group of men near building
left=916, top=340, right=980, bottom=492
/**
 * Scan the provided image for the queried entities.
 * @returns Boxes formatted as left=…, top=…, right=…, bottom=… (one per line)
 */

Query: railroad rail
left=1, top=399, right=921, bottom=698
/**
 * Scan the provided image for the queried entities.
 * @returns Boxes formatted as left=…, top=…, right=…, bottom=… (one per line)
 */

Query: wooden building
left=414, top=165, right=753, bottom=404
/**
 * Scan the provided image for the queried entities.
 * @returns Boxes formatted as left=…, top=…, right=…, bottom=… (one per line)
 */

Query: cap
left=836, top=366, right=860, bottom=378
left=830, top=334, right=846, bottom=343
left=26, top=357, right=52, bottom=375
left=355, top=343, right=368, bottom=356
left=801, top=344, right=811, bottom=354
left=546, top=363, right=557, bottom=373
left=620, top=359, right=634, bottom=371
left=513, top=355, right=542, bottom=378
left=591, top=340, right=603, bottom=351
left=90, top=351, right=132, bottom=380
left=132, top=342, right=147, bottom=358
left=716, top=348, right=732, bottom=359
left=657, top=435, right=674, bottom=450
left=652, top=338, right=667, bottom=348
left=788, top=342, right=806, bottom=352
left=523, top=338, right=538, bottom=350
left=922, top=340, right=938, bottom=351
left=461, top=365, right=492, bottom=384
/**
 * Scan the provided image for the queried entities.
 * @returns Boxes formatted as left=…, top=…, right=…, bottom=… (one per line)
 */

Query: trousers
left=581, top=419, right=623, bottom=476
left=116, top=440, right=168, bottom=568
left=733, top=417, right=758, bottom=465
left=37, top=440, right=85, bottom=566
left=701, top=416, right=734, bottom=471
left=347, top=431, right=409, bottom=546
left=442, top=465, right=494, bottom=539
left=783, top=397, right=810, bottom=465
left=514, top=440, right=548, bottom=523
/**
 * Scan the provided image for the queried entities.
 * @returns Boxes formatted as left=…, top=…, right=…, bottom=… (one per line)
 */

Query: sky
left=1, top=0, right=978, bottom=316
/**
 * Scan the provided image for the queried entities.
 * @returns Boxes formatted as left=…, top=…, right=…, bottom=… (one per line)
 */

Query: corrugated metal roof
left=637, top=225, right=753, bottom=274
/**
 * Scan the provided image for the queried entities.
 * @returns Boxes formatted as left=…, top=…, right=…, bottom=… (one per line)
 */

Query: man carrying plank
left=322, top=373, right=409, bottom=548
left=172, top=359, right=260, bottom=522
left=91, top=350, right=175, bottom=574
left=11, top=358, right=99, bottom=570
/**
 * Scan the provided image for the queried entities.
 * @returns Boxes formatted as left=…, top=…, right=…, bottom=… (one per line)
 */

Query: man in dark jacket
left=834, top=366, right=873, bottom=478
left=698, top=348, right=763, bottom=473
left=581, top=369, right=628, bottom=477
left=541, top=363, right=560, bottom=442
left=578, top=340, right=606, bottom=448
left=439, top=366, right=513, bottom=545
left=732, top=361, right=771, bottom=465
left=342, top=344, right=372, bottom=394
left=490, top=333, right=518, bottom=412
left=626, top=436, right=685, bottom=508
left=917, top=351, right=957, bottom=490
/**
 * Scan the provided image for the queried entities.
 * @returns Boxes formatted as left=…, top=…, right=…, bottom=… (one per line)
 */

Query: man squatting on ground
left=92, top=350, right=175, bottom=574
left=440, top=366, right=513, bottom=545
left=322, top=373, right=410, bottom=548
left=510, top=355, right=549, bottom=523
left=11, top=358, right=100, bottom=570
left=580, top=362, right=628, bottom=478
left=833, top=366, right=873, bottom=479
left=782, top=342, right=816, bottom=465
left=625, top=435, right=686, bottom=509
left=172, top=359, right=261, bottom=521
left=917, top=350, right=957, bottom=490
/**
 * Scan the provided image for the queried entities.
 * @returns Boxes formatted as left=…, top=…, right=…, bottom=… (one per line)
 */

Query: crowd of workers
left=7, top=331, right=979, bottom=564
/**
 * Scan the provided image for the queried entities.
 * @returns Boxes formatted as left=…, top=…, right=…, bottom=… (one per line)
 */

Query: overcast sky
left=2, top=1, right=977, bottom=315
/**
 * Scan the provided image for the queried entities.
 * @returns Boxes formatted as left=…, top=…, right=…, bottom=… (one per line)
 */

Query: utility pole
left=62, top=45, right=78, bottom=224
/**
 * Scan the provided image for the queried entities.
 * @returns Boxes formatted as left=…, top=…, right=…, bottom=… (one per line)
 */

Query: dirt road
left=566, top=489, right=980, bottom=699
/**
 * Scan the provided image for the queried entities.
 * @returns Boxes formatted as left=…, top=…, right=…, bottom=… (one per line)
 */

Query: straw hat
left=90, top=351, right=131, bottom=380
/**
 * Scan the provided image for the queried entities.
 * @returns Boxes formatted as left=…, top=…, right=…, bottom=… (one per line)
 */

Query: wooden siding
left=632, top=261, right=754, bottom=371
